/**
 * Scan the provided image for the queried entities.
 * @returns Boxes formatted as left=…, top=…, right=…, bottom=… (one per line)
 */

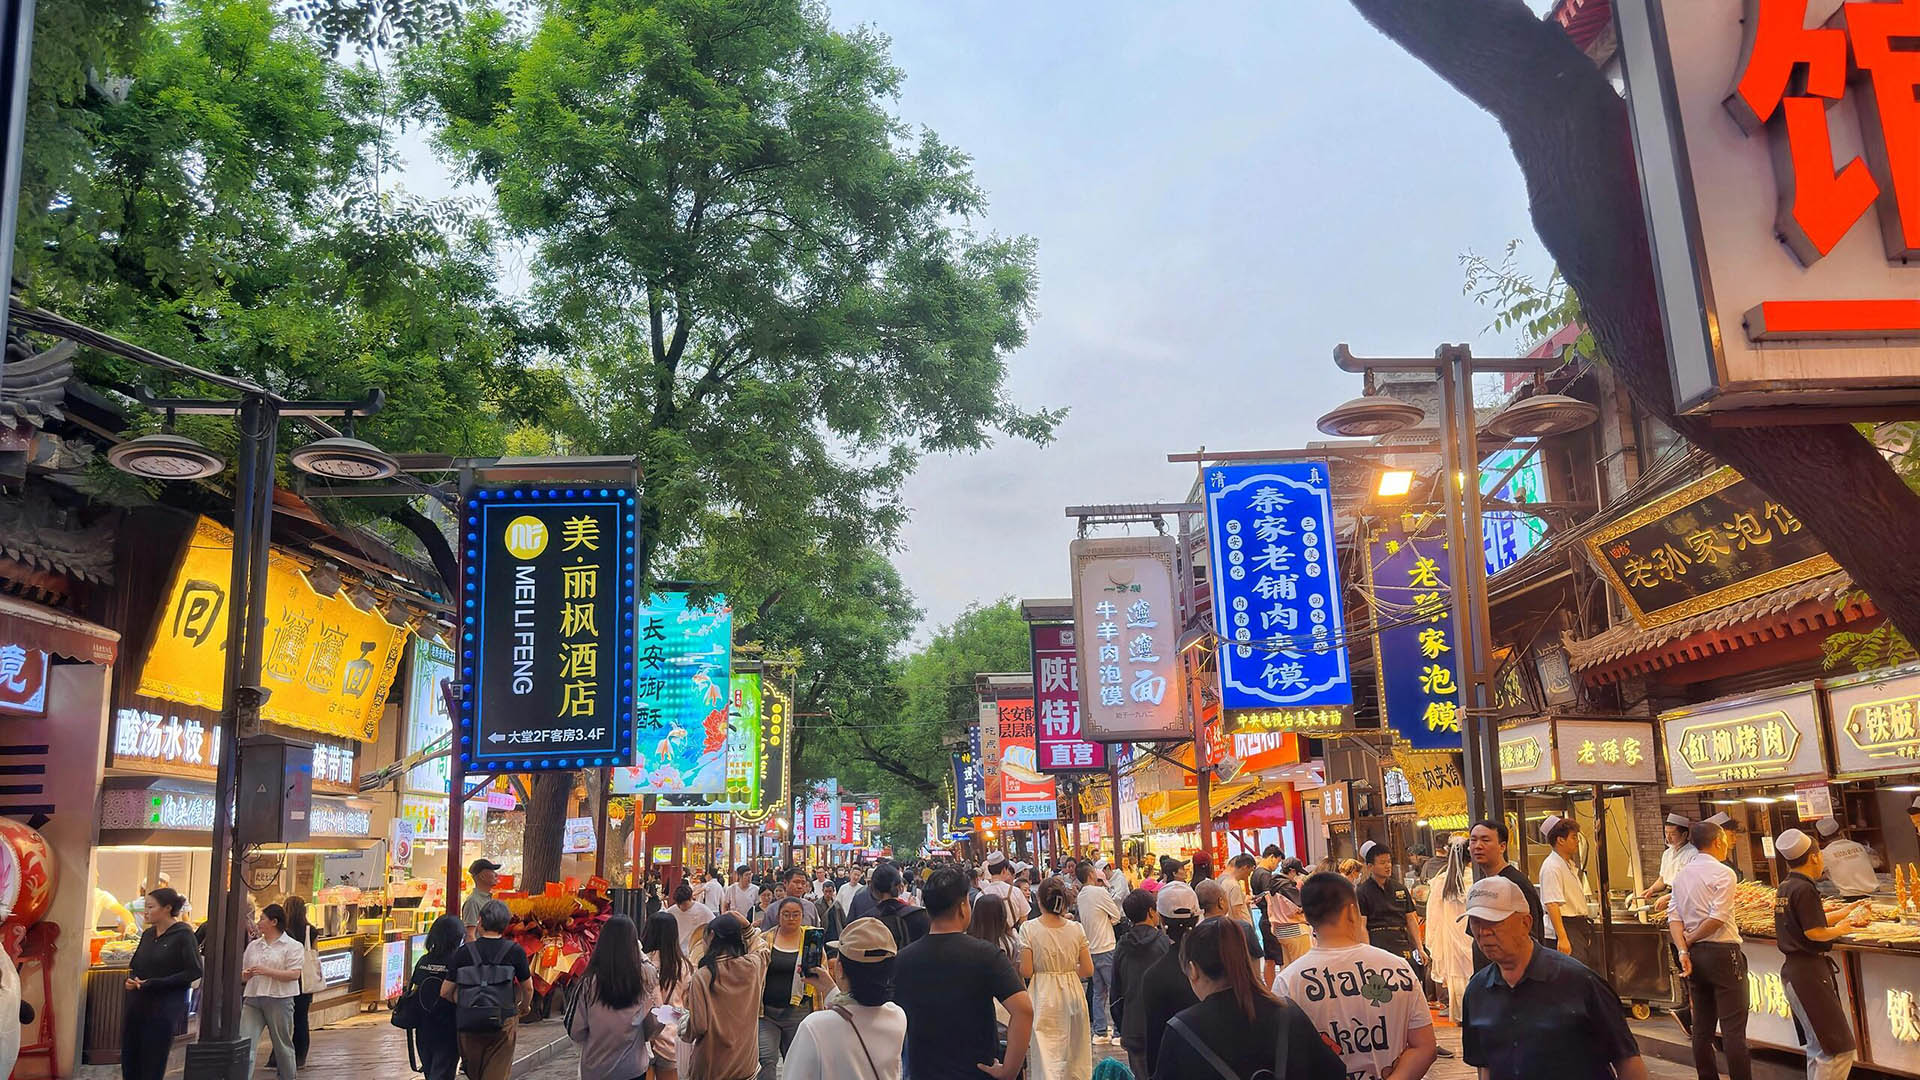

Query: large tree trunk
left=1349, top=0, right=1920, bottom=643
left=520, top=770, right=574, bottom=891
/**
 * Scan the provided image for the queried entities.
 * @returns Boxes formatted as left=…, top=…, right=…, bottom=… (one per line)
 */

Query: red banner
left=838, top=803, right=858, bottom=845
left=1032, top=625, right=1106, bottom=771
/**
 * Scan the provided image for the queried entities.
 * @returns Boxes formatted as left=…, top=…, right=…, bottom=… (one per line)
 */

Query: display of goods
left=0, top=819, right=56, bottom=926
left=1732, top=881, right=1778, bottom=938
left=1843, top=921, right=1920, bottom=945
left=507, top=895, right=585, bottom=926
left=1899, top=865, right=1909, bottom=911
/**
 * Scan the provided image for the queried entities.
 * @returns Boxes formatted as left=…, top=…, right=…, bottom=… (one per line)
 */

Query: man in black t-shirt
left=893, top=866, right=1032, bottom=1080
left=1466, top=819, right=1544, bottom=971
left=439, top=899, right=532, bottom=1080
left=1773, top=829, right=1871, bottom=1078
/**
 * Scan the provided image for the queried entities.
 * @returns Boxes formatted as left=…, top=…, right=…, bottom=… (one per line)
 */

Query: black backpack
left=872, top=898, right=916, bottom=949
left=453, top=939, right=519, bottom=1032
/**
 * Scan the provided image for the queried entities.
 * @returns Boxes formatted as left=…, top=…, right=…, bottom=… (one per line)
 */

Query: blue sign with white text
left=1367, top=513, right=1465, bottom=752
left=1204, top=463, right=1352, bottom=711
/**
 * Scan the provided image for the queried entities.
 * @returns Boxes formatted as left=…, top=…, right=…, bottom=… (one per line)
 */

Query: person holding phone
left=757, top=897, right=816, bottom=1080
left=782, top=918, right=905, bottom=1080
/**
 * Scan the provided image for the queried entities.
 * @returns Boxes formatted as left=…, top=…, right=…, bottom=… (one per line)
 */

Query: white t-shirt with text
left=1276, top=942, right=1432, bottom=1080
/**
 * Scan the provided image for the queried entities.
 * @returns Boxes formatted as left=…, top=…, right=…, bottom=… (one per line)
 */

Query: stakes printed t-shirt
left=893, top=931, right=1027, bottom=1080
left=1276, top=942, right=1432, bottom=1080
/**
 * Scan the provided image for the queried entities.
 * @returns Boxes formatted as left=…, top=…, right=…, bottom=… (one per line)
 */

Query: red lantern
left=0, top=818, right=57, bottom=926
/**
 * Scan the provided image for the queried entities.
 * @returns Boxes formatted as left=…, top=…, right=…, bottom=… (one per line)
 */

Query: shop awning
left=0, top=593, right=117, bottom=664
left=1226, top=789, right=1292, bottom=830
left=1141, top=782, right=1259, bottom=830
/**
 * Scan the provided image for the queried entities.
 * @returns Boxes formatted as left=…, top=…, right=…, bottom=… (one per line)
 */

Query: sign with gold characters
left=1496, top=720, right=1555, bottom=788
left=1661, top=684, right=1827, bottom=792
left=1822, top=662, right=1920, bottom=779
left=139, top=517, right=407, bottom=741
left=1228, top=705, right=1354, bottom=736
left=1585, top=468, right=1836, bottom=630
left=459, top=486, right=638, bottom=772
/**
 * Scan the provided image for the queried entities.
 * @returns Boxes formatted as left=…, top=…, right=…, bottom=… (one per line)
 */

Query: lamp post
left=109, top=388, right=396, bottom=1080
left=1323, top=344, right=1595, bottom=824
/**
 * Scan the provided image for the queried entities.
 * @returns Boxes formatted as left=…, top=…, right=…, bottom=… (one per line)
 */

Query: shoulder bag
left=1167, top=1009, right=1293, bottom=1080
left=299, top=928, right=323, bottom=995
left=830, top=1005, right=881, bottom=1080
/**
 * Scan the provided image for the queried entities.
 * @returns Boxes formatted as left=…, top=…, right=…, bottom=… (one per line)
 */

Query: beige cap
left=1462, top=876, right=1530, bottom=923
left=828, top=917, right=898, bottom=962
left=1776, top=828, right=1813, bottom=861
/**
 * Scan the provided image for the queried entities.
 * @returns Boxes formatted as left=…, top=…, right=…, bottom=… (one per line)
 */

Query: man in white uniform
left=978, top=851, right=1030, bottom=924
left=1639, top=813, right=1697, bottom=901
left=1814, top=817, right=1882, bottom=899
left=1538, top=814, right=1593, bottom=965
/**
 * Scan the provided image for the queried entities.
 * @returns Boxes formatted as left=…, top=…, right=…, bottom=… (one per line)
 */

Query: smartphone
left=801, top=926, right=826, bottom=974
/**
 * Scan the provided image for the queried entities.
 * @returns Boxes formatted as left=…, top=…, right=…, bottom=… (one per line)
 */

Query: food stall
left=1495, top=714, right=1677, bottom=1015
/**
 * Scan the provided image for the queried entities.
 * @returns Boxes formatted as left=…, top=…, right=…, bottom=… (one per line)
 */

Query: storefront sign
left=1401, top=750, right=1468, bottom=828
left=1586, top=469, right=1837, bottom=629
left=1069, top=536, right=1184, bottom=741
left=1496, top=720, right=1555, bottom=788
left=1203, top=463, right=1352, bottom=712
left=111, top=702, right=359, bottom=793
left=1320, top=780, right=1351, bottom=824
left=308, top=801, right=372, bottom=837
left=1381, top=767, right=1415, bottom=811
left=562, top=816, right=595, bottom=853
left=1662, top=684, right=1827, bottom=791
left=952, top=750, right=983, bottom=820
left=1615, top=0, right=1920, bottom=414
left=612, top=590, right=732, bottom=794
left=755, top=680, right=790, bottom=818
left=0, top=644, right=48, bottom=716
left=837, top=803, right=858, bottom=845
left=977, top=700, right=1002, bottom=808
left=996, top=698, right=1058, bottom=821
left=405, top=638, right=455, bottom=795
left=807, top=799, right=834, bottom=842
left=1556, top=719, right=1658, bottom=785
left=1229, top=705, right=1354, bottom=736
left=1823, top=663, right=1920, bottom=777
left=1228, top=731, right=1300, bottom=774
left=1859, top=951, right=1920, bottom=1073
left=1482, top=448, right=1549, bottom=577
left=140, top=517, right=408, bottom=741
left=1031, top=624, right=1104, bottom=771
left=1367, top=512, right=1463, bottom=751
left=317, top=946, right=354, bottom=988
left=460, top=487, right=637, bottom=772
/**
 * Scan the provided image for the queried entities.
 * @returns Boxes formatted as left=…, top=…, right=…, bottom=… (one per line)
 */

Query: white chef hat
left=1776, top=828, right=1813, bottom=861
left=1540, top=815, right=1565, bottom=842
left=1815, top=817, right=1843, bottom=839
left=1705, top=811, right=1733, bottom=828
left=1360, top=840, right=1384, bottom=862
left=1911, top=796, right=1920, bottom=813
left=1665, top=813, right=1691, bottom=828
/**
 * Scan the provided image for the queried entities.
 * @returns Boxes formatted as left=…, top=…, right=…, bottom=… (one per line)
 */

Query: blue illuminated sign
left=458, top=486, right=638, bottom=772
left=1366, top=512, right=1464, bottom=752
left=611, top=591, right=732, bottom=795
left=1203, top=463, right=1352, bottom=711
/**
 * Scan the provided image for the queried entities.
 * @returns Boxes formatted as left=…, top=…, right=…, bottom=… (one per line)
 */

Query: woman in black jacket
left=283, top=896, right=319, bottom=1068
left=1155, top=917, right=1342, bottom=1080
left=121, top=887, right=201, bottom=1080
left=405, top=914, right=466, bottom=1080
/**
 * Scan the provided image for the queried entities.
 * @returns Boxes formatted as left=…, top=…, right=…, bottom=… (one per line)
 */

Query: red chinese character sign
left=1616, top=0, right=1920, bottom=414
left=1069, top=536, right=1185, bottom=742
left=1030, top=624, right=1106, bottom=772
left=996, top=698, right=1058, bottom=822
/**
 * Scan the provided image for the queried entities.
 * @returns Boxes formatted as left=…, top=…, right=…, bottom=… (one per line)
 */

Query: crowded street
left=9, top=0, right=1920, bottom=1079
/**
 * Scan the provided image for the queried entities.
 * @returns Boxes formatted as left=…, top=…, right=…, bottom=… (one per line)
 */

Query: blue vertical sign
left=1481, top=448, right=1549, bottom=576
left=1367, top=512, right=1465, bottom=751
left=1204, top=463, right=1352, bottom=710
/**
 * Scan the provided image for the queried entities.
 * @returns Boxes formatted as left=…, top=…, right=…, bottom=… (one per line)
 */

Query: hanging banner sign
left=405, top=638, right=456, bottom=796
left=657, top=671, right=763, bottom=812
left=1366, top=512, right=1464, bottom=752
left=458, top=487, right=637, bottom=772
left=952, top=752, right=981, bottom=821
left=1614, top=0, right=1920, bottom=415
left=1069, top=536, right=1185, bottom=741
left=140, top=517, right=408, bottom=741
left=1482, top=448, right=1550, bottom=576
left=735, top=679, right=789, bottom=824
left=1585, top=468, right=1835, bottom=629
left=807, top=798, right=835, bottom=842
left=996, top=698, right=1058, bottom=821
left=612, top=591, right=732, bottom=795
left=1202, top=462, right=1352, bottom=712
left=838, top=803, right=858, bottom=845
left=1031, top=624, right=1106, bottom=771
left=977, top=700, right=1003, bottom=808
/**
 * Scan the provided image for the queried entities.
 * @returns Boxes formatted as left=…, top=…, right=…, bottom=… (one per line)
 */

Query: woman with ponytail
left=1157, top=918, right=1343, bottom=1080
left=1017, top=877, right=1093, bottom=1080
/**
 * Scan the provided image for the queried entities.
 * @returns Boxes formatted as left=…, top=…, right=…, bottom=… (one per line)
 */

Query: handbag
left=830, top=1005, right=881, bottom=1079
left=299, top=931, right=323, bottom=995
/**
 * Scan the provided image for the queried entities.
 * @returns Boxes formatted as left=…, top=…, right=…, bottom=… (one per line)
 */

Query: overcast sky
left=397, top=2, right=1556, bottom=640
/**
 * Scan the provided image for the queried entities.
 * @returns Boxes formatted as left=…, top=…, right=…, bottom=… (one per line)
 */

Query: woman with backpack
left=780, top=918, right=904, bottom=1080
left=642, top=911, right=690, bottom=1078
left=683, top=914, right=768, bottom=1080
left=283, top=896, right=321, bottom=1069
left=1155, top=918, right=1342, bottom=1080
left=401, top=914, right=465, bottom=1080
left=568, top=915, right=665, bottom=1080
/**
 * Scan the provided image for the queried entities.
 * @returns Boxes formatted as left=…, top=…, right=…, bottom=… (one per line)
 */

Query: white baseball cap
left=1665, top=813, right=1691, bottom=828
left=1777, top=828, right=1814, bottom=861
left=983, top=851, right=1007, bottom=870
left=1157, top=881, right=1200, bottom=920
left=1461, top=876, right=1530, bottom=924
left=1815, top=817, right=1843, bottom=839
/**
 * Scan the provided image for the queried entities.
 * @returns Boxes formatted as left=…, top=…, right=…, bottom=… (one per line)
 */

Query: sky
left=397, top=2, right=1556, bottom=641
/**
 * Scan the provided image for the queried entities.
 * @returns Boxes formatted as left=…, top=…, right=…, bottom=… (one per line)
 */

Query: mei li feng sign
left=1616, top=0, right=1920, bottom=414
left=459, top=487, right=638, bottom=772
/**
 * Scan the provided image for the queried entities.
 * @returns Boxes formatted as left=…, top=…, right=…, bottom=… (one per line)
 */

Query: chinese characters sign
left=0, top=644, right=47, bottom=716
left=140, top=517, right=407, bottom=741
left=1586, top=468, right=1836, bottom=628
left=1482, top=448, right=1549, bottom=577
left=952, top=747, right=983, bottom=821
left=1556, top=719, right=1658, bottom=785
left=734, top=678, right=789, bottom=824
left=1031, top=624, right=1105, bottom=771
left=650, top=671, right=761, bottom=812
left=1661, top=685, right=1828, bottom=790
left=996, top=698, right=1058, bottom=822
left=1616, top=0, right=1920, bottom=414
left=1229, top=706, right=1354, bottom=736
left=405, top=637, right=455, bottom=796
left=460, top=488, right=637, bottom=772
left=1069, top=536, right=1184, bottom=741
left=1822, top=663, right=1920, bottom=777
left=977, top=699, right=1002, bottom=807
left=1400, top=750, right=1468, bottom=829
left=1497, top=720, right=1555, bottom=788
left=612, top=591, right=732, bottom=795
left=1367, top=512, right=1464, bottom=752
left=1203, top=463, right=1352, bottom=712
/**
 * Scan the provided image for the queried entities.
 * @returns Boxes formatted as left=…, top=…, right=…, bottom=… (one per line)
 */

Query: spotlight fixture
left=107, top=433, right=226, bottom=480
left=1316, top=395, right=1425, bottom=438
left=1482, top=394, right=1599, bottom=439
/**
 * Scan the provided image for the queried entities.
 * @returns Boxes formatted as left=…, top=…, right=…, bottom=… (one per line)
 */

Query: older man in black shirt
left=1460, top=876, right=1650, bottom=1080
left=1466, top=818, right=1543, bottom=970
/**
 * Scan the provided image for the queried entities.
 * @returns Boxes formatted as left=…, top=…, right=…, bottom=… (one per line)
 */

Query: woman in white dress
left=1017, top=878, right=1094, bottom=1080
left=1423, top=836, right=1474, bottom=1023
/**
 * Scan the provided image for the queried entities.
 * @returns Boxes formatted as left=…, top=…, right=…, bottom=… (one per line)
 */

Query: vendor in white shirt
left=1538, top=815, right=1593, bottom=965
left=1813, top=817, right=1883, bottom=899
left=1638, top=813, right=1698, bottom=901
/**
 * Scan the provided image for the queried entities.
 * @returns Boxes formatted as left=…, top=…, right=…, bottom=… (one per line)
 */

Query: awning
left=1565, top=570, right=1863, bottom=684
left=1142, top=782, right=1259, bottom=830
left=1226, top=789, right=1292, bottom=830
left=0, top=593, right=117, bottom=664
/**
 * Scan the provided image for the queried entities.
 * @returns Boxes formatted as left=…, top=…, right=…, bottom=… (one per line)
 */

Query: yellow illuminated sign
left=1750, top=971, right=1792, bottom=1020
left=1574, top=736, right=1646, bottom=769
left=1842, top=695, right=1920, bottom=765
left=138, top=517, right=409, bottom=741
left=1499, top=736, right=1542, bottom=774
left=1892, top=988, right=1920, bottom=1045
left=1234, top=707, right=1352, bottom=734
left=1675, top=709, right=1800, bottom=784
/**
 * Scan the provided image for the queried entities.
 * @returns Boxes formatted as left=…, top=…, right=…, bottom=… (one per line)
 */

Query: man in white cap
left=1538, top=815, right=1593, bottom=965
left=1638, top=813, right=1698, bottom=901
left=1669, top=820, right=1751, bottom=1080
left=1702, top=811, right=1748, bottom=880
left=1813, top=818, right=1881, bottom=899
left=979, top=851, right=1030, bottom=925
left=1774, top=828, right=1872, bottom=1080
left=1459, top=875, right=1649, bottom=1080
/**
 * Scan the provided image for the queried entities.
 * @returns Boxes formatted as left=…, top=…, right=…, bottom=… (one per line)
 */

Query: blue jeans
left=1088, top=950, right=1116, bottom=1037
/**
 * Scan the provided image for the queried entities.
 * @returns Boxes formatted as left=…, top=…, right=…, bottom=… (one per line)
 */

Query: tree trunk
left=520, top=770, right=574, bottom=891
left=1349, top=0, right=1920, bottom=644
